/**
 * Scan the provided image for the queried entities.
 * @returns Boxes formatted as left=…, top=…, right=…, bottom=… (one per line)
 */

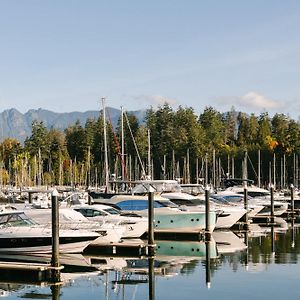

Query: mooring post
left=148, top=190, right=156, bottom=256
left=243, top=182, right=249, bottom=227
left=270, top=184, right=275, bottom=223
left=51, top=188, right=61, bottom=282
left=205, top=185, right=211, bottom=241
left=290, top=184, right=294, bottom=217
left=28, top=192, right=32, bottom=204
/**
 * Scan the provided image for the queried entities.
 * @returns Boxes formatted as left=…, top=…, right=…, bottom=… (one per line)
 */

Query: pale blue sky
left=1, top=0, right=300, bottom=119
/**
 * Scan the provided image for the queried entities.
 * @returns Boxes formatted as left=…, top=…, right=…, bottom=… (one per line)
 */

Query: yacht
left=161, top=191, right=247, bottom=229
left=223, top=184, right=288, bottom=216
left=99, top=194, right=217, bottom=233
left=22, top=207, right=125, bottom=243
left=73, top=204, right=148, bottom=238
left=0, top=209, right=102, bottom=254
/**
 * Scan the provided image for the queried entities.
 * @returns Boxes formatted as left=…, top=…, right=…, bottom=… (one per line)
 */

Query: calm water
left=2, top=223, right=300, bottom=300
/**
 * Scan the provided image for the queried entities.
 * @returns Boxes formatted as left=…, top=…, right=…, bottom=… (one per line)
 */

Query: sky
left=1, top=0, right=300, bottom=119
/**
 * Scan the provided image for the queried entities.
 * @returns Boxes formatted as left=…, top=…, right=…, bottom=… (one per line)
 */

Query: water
left=2, top=224, right=300, bottom=299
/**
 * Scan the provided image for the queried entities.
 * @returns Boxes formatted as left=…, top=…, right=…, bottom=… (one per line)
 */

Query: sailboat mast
left=102, top=98, right=109, bottom=192
left=147, top=129, right=151, bottom=179
left=121, top=106, right=125, bottom=181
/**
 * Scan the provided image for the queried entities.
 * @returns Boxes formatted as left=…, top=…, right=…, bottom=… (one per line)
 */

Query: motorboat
left=0, top=209, right=102, bottom=254
left=99, top=194, right=217, bottom=233
left=161, top=191, right=247, bottom=229
left=73, top=204, right=148, bottom=238
left=221, top=186, right=288, bottom=216
left=22, top=207, right=125, bottom=243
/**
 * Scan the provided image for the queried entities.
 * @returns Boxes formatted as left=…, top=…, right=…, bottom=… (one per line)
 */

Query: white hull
left=0, top=240, right=91, bottom=254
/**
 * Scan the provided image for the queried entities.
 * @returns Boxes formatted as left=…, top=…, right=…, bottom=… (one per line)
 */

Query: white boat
left=73, top=204, right=148, bottom=238
left=161, top=191, right=247, bottom=229
left=100, top=194, right=217, bottom=233
left=0, top=209, right=102, bottom=254
left=23, top=207, right=125, bottom=243
left=211, top=191, right=265, bottom=218
left=223, top=185, right=288, bottom=216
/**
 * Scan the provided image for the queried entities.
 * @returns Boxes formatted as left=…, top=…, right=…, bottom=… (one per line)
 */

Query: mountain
left=0, top=107, right=147, bottom=143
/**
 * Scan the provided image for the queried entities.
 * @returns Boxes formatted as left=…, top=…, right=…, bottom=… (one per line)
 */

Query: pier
left=0, top=261, right=63, bottom=284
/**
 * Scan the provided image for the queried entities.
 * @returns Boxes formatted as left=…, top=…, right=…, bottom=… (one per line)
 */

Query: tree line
left=1, top=104, right=300, bottom=189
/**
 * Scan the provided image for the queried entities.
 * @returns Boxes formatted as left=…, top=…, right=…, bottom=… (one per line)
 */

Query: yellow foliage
left=265, top=135, right=278, bottom=151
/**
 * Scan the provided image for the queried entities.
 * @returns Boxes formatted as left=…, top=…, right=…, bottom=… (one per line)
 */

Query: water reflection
left=3, top=224, right=300, bottom=299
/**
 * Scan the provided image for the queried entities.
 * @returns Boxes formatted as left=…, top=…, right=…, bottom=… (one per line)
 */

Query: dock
left=0, top=261, right=64, bottom=284
left=85, top=239, right=149, bottom=257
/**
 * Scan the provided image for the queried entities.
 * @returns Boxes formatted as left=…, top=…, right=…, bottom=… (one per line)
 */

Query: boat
left=161, top=191, right=247, bottom=229
left=22, top=207, right=125, bottom=243
left=0, top=208, right=103, bottom=254
left=211, top=191, right=265, bottom=218
left=73, top=204, right=148, bottom=238
left=223, top=185, right=288, bottom=216
left=98, top=194, right=217, bottom=233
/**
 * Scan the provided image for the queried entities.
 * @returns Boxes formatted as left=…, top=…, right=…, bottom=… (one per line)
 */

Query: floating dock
left=85, top=239, right=148, bottom=257
left=0, top=261, right=63, bottom=284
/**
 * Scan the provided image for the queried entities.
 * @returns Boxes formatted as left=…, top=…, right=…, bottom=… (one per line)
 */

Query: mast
left=273, top=153, right=276, bottom=189
left=121, top=106, right=125, bottom=181
left=147, top=129, right=151, bottom=179
left=258, top=149, right=261, bottom=188
left=102, top=97, right=109, bottom=192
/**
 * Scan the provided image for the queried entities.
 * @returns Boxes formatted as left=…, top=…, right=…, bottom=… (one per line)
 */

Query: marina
left=0, top=183, right=299, bottom=299
left=0, top=224, right=300, bottom=299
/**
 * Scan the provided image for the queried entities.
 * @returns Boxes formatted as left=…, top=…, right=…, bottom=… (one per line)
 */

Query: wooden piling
left=148, top=191, right=156, bottom=256
left=205, top=186, right=211, bottom=241
left=243, top=183, right=249, bottom=226
left=291, top=184, right=295, bottom=216
left=270, top=185, right=275, bottom=223
left=51, top=189, right=61, bottom=282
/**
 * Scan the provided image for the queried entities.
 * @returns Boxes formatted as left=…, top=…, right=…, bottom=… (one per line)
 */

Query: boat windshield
left=155, top=200, right=179, bottom=208
left=103, top=207, right=121, bottom=215
left=180, top=185, right=205, bottom=195
left=132, top=180, right=182, bottom=194
left=170, top=198, right=205, bottom=206
left=209, top=195, right=233, bottom=205
left=0, top=212, right=37, bottom=228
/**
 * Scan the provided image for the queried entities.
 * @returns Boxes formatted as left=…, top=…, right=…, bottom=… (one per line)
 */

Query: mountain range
left=0, top=108, right=147, bottom=143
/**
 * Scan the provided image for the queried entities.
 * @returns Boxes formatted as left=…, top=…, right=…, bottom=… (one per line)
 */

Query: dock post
left=270, top=184, right=275, bottom=223
left=243, top=182, right=249, bottom=228
left=28, top=192, right=32, bottom=204
left=51, top=188, right=61, bottom=282
left=147, top=190, right=156, bottom=256
left=205, top=185, right=211, bottom=241
left=290, top=184, right=294, bottom=217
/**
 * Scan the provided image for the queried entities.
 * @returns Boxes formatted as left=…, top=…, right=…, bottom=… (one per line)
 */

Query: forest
left=1, top=104, right=300, bottom=190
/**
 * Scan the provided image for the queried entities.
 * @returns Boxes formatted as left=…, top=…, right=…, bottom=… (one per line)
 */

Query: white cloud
left=134, top=95, right=177, bottom=106
left=215, top=92, right=283, bottom=112
left=238, top=92, right=282, bottom=110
